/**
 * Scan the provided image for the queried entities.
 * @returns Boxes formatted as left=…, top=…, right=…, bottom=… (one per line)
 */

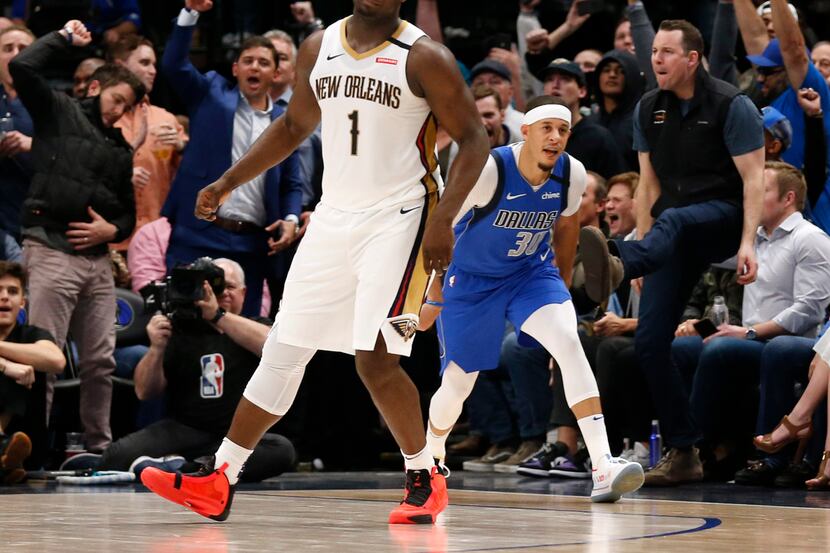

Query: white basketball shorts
left=274, top=192, right=437, bottom=357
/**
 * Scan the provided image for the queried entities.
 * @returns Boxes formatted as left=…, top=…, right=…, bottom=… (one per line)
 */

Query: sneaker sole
left=462, top=463, right=498, bottom=472
left=59, top=452, right=102, bottom=472
left=389, top=513, right=435, bottom=525
left=591, top=464, right=645, bottom=503
left=548, top=469, right=592, bottom=479
left=516, top=467, right=552, bottom=478
left=579, top=226, right=611, bottom=304
left=492, top=464, right=520, bottom=474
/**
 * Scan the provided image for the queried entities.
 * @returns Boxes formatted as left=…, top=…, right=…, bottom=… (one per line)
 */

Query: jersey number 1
left=348, top=110, right=360, bottom=155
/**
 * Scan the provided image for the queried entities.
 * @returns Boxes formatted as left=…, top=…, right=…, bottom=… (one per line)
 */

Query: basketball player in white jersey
left=141, top=0, right=489, bottom=524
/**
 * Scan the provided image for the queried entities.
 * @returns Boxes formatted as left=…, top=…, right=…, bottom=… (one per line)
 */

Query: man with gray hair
left=264, top=27, right=322, bottom=297
left=264, top=29, right=297, bottom=108
left=97, top=257, right=296, bottom=482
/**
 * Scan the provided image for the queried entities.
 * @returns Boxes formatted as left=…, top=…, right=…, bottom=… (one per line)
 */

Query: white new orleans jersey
left=309, top=17, right=442, bottom=211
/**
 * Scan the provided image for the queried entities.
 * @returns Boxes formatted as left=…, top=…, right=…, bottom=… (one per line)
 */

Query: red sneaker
left=140, top=461, right=236, bottom=521
left=388, top=466, right=448, bottom=524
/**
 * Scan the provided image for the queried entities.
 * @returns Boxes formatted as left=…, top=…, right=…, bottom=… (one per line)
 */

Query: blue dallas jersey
left=451, top=145, right=570, bottom=278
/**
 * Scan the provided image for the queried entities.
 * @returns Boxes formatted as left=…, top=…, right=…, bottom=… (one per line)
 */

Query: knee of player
left=259, top=358, right=306, bottom=376
left=355, top=357, right=399, bottom=380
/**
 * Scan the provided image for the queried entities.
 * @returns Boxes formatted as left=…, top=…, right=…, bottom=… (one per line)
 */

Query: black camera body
left=141, top=257, right=226, bottom=320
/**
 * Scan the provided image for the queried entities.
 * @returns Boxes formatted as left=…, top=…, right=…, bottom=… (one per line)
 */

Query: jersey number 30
left=508, top=230, right=549, bottom=257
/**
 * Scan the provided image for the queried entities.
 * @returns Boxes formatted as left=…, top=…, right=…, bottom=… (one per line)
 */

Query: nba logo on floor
left=200, top=353, right=225, bottom=398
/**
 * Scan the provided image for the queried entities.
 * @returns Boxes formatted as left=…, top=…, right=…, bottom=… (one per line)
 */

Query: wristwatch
left=209, top=307, right=226, bottom=324
left=745, top=326, right=758, bottom=340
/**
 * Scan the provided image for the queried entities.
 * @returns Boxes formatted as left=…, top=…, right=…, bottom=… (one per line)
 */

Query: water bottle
left=710, top=295, right=730, bottom=328
left=649, top=420, right=662, bottom=468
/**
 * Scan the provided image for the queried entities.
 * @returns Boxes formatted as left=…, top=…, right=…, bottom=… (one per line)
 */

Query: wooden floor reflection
left=2, top=474, right=829, bottom=552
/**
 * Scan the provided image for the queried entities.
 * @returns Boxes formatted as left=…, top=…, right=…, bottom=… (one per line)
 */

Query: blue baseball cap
left=747, top=38, right=811, bottom=68
left=747, top=39, right=785, bottom=68
left=762, top=106, right=792, bottom=151
left=469, top=60, right=512, bottom=82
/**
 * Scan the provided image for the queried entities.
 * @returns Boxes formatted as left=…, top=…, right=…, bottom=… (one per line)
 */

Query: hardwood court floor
left=2, top=471, right=829, bottom=552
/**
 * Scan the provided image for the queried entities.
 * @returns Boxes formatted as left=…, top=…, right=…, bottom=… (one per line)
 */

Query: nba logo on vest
left=200, top=353, right=225, bottom=398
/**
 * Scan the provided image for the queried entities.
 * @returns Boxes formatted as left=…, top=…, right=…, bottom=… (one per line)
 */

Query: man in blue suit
left=161, top=8, right=304, bottom=317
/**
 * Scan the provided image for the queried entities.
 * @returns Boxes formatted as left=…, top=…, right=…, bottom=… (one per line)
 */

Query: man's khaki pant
left=23, top=239, right=116, bottom=452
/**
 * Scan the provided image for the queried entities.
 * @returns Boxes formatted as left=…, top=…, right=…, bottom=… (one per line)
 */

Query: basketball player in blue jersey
left=139, top=0, right=489, bottom=524
left=421, top=96, right=645, bottom=503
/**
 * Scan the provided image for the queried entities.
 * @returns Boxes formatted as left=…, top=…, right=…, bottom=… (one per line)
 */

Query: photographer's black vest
left=639, top=67, right=746, bottom=217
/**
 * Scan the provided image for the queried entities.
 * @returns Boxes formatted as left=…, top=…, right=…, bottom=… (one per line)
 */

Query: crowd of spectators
left=2, top=0, right=830, bottom=493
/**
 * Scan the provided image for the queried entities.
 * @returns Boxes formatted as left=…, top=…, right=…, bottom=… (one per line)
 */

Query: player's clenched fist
left=185, top=0, right=214, bottom=12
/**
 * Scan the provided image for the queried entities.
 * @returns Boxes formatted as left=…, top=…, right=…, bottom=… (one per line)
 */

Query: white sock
left=215, top=437, right=253, bottom=485
left=426, top=424, right=448, bottom=463
left=576, top=414, right=612, bottom=467
left=401, top=445, right=434, bottom=471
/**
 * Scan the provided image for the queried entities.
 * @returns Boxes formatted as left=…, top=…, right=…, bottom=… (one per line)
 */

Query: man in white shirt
left=160, top=8, right=305, bottom=317
left=672, top=161, right=830, bottom=485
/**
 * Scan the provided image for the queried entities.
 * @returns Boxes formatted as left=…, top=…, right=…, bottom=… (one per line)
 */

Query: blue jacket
left=160, top=22, right=303, bottom=254
left=0, top=91, right=34, bottom=240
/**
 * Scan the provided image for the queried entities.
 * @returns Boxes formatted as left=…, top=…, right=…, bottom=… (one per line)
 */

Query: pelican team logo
left=200, top=354, right=225, bottom=398
left=390, top=316, right=418, bottom=342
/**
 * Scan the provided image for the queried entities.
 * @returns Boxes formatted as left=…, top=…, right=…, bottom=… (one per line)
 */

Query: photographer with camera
left=97, top=258, right=295, bottom=482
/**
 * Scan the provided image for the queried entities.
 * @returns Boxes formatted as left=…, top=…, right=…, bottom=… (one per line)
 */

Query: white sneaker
left=590, top=454, right=644, bottom=503
left=619, top=442, right=650, bottom=468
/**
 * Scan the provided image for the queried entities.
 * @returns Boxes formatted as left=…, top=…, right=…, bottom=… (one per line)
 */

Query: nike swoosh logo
left=400, top=205, right=421, bottom=214
left=592, top=415, right=604, bottom=421
left=327, top=53, right=345, bottom=60
left=540, top=250, right=549, bottom=262
left=506, top=193, right=526, bottom=200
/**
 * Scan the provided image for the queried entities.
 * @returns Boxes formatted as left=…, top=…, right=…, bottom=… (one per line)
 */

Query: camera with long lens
left=141, top=257, right=226, bottom=320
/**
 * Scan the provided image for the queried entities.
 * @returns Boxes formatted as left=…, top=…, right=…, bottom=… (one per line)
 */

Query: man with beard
left=592, top=51, right=646, bottom=171
left=421, top=96, right=644, bottom=503
left=540, top=58, right=627, bottom=179
left=10, top=20, right=143, bottom=453
left=739, top=0, right=830, bottom=231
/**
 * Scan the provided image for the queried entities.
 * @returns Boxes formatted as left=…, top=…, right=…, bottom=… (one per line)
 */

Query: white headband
left=522, top=104, right=572, bottom=127
left=756, top=1, right=798, bottom=21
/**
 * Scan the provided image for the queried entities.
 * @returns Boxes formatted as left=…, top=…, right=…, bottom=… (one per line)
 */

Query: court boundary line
left=240, top=490, right=721, bottom=549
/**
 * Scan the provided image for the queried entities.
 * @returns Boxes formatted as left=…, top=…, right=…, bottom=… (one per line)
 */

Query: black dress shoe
left=734, top=459, right=781, bottom=486
left=774, top=460, right=815, bottom=489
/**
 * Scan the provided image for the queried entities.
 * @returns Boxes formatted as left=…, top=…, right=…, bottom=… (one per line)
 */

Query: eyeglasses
left=757, top=66, right=785, bottom=77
